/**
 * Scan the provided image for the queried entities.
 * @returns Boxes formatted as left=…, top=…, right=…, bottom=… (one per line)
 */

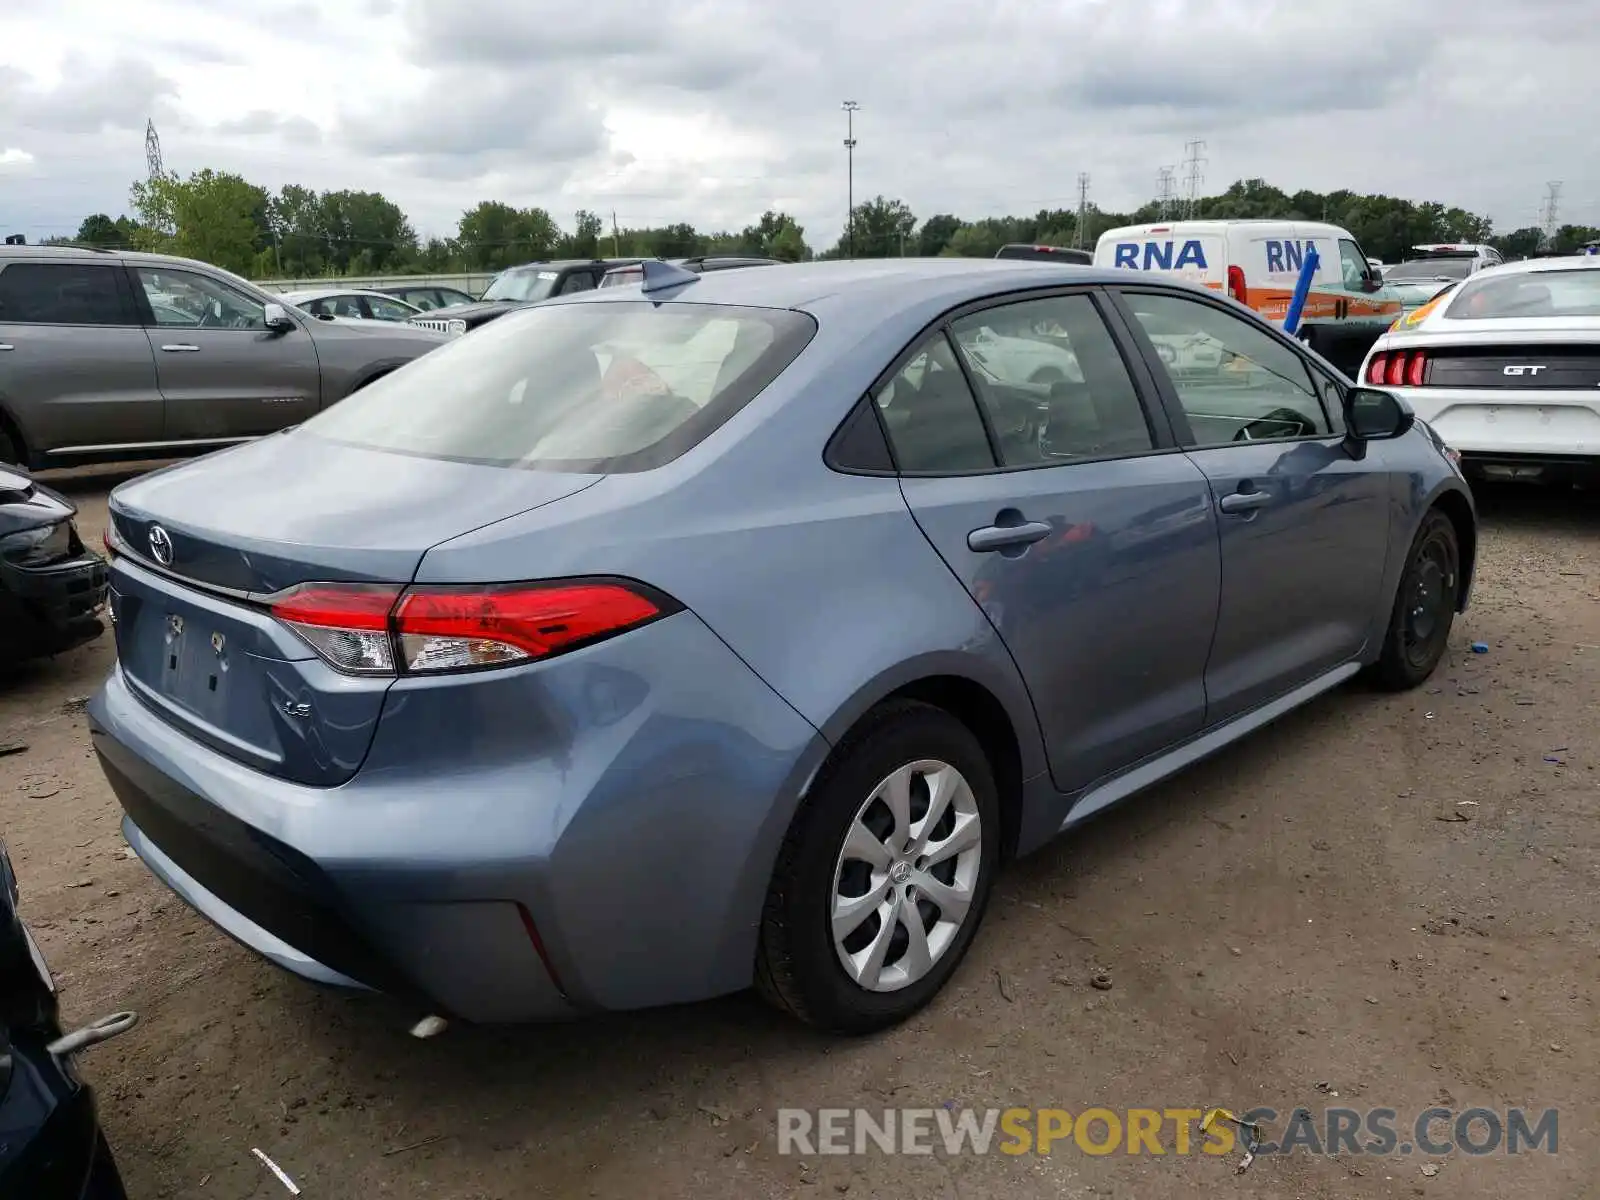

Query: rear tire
left=755, top=701, right=1001, bottom=1034
left=1372, top=508, right=1460, bottom=690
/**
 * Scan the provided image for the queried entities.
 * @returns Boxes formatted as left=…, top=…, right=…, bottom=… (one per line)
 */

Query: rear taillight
left=268, top=580, right=671, bottom=676
left=1369, top=348, right=1428, bottom=388
left=1227, top=265, right=1247, bottom=305
left=101, top=528, right=117, bottom=558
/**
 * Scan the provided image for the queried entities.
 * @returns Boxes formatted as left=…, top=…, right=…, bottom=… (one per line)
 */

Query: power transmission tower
left=1075, top=172, right=1091, bottom=248
left=1540, top=181, right=1562, bottom=247
left=145, top=119, right=163, bottom=180
left=1181, top=139, right=1207, bottom=218
left=1156, top=167, right=1176, bottom=220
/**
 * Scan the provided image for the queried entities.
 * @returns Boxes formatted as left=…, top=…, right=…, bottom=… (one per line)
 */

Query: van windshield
left=302, top=301, right=817, bottom=472
left=1386, top=257, right=1474, bottom=283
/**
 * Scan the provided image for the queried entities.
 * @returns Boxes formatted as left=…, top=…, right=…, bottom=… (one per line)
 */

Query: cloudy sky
left=3, top=0, right=1597, bottom=251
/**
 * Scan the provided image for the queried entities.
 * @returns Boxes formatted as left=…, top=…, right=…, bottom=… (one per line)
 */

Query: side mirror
left=263, top=302, right=295, bottom=333
left=1345, top=387, right=1414, bottom=441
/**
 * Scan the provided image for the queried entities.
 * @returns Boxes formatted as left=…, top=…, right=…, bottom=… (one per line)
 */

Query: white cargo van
left=1093, top=219, right=1404, bottom=374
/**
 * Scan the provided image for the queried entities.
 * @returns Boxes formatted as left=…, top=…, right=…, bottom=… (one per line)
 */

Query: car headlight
left=447, top=319, right=468, bottom=337
left=0, top=519, right=74, bottom=566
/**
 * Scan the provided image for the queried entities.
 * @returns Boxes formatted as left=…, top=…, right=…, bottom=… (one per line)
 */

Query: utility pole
left=1540, top=182, right=1562, bottom=248
left=842, top=101, right=859, bottom=259
left=1075, top=172, right=1091, bottom=248
left=1181, top=139, right=1207, bottom=219
left=611, top=210, right=620, bottom=257
left=1156, top=167, right=1176, bottom=220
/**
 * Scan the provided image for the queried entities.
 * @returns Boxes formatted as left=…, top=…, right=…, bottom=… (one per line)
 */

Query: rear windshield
left=996, top=245, right=1093, bottom=264
left=1443, top=268, right=1600, bottom=319
left=480, top=270, right=560, bottom=302
left=598, top=266, right=643, bottom=289
left=1385, top=257, right=1474, bottom=283
left=303, top=301, right=817, bottom=472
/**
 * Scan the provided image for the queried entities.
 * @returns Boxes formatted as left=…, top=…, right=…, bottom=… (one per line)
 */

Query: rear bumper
left=0, top=550, right=107, bottom=662
left=1392, top=386, right=1600, bottom=459
left=88, top=611, right=828, bottom=1023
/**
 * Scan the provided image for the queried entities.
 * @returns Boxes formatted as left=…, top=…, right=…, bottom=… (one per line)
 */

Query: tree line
left=45, top=168, right=1600, bottom=281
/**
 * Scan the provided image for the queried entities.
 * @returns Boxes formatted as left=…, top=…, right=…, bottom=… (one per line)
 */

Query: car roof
left=498, top=258, right=640, bottom=273
left=280, top=287, right=413, bottom=302
left=1453, top=255, right=1600, bottom=279
left=563, top=256, right=1151, bottom=318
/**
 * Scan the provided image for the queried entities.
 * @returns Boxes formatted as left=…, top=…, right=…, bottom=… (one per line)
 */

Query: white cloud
left=0, top=148, right=36, bottom=168
left=0, top=0, right=1596, bottom=247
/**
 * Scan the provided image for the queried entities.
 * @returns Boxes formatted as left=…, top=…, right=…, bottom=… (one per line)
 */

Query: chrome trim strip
left=52, top=436, right=254, bottom=455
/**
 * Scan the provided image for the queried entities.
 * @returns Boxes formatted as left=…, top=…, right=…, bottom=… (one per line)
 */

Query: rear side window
left=0, top=263, right=132, bottom=325
left=1444, top=268, right=1600, bottom=319
left=304, top=301, right=817, bottom=472
left=873, top=333, right=996, bottom=473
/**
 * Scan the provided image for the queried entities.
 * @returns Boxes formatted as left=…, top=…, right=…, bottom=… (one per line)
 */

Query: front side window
left=558, top=272, right=597, bottom=295
left=137, top=267, right=265, bottom=329
left=303, top=301, right=816, bottom=472
left=0, top=263, right=131, bottom=326
left=873, top=333, right=996, bottom=473
left=949, top=294, right=1154, bottom=465
left=1122, top=292, right=1330, bottom=447
left=1337, top=240, right=1370, bottom=290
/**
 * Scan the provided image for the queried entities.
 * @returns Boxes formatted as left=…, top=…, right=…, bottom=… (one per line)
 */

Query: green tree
left=942, top=223, right=1001, bottom=258
left=1492, top=227, right=1544, bottom=259
left=456, top=202, right=560, bottom=270
left=837, top=196, right=917, bottom=258
left=319, top=190, right=417, bottom=273
left=129, top=169, right=270, bottom=276
left=570, top=209, right=604, bottom=258
left=918, top=213, right=962, bottom=257
left=74, top=213, right=139, bottom=247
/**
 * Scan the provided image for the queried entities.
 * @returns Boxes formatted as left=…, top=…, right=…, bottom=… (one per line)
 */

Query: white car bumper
left=1385, top=386, right=1600, bottom=458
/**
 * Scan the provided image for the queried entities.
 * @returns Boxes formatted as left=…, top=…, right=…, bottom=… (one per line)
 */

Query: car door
left=132, top=265, right=321, bottom=442
left=0, top=258, right=162, bottom=460
left=885, top=290, right=1222, bottom=794
left=1110, top=287, right=1392, bottom=724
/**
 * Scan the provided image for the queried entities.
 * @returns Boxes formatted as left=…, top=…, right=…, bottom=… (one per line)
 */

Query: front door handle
left=0, top=344, right=13, bottom=352
left=160, top=344, right=201, bottom=352
left=1218, top=489, right=1272, bottom=514
left=968, top=520, right=1052, bottom=553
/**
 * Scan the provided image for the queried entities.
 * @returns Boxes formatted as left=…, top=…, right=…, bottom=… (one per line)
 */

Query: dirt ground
left=2, top=466, right=1596, bottom=1200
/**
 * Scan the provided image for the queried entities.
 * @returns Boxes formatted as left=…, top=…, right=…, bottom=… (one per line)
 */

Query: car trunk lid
left=107, top=432, right=600, bottom=787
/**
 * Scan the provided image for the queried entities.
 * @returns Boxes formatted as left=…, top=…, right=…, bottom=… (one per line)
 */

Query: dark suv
left=994, top=244, right=1093, bottom=264
left=406, top=259, right=642, bottom=335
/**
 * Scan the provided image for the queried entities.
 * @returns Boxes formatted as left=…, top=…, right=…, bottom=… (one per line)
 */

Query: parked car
left=89, top=259, right=1474, bottom=1035
left=280, top=288, right=423, bottom=323
left=408, top=259, right=643, bottom=336
left=0, top=465, right=107, bottom=664
left=0, top=246, right=451, bottom=469
left=0, top=835, right=135, bottom=1198
left=995, top=244, right=1094, bottom=264
left=1380, top=245, right=1504, bottom=315
left=1359, top=253, right=1600, bottom=487
left=597, top=256, right=782, bottom=289
left=372, top=284, right=477, bottom=311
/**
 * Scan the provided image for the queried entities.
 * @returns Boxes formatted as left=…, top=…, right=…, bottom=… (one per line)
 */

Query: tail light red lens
left=1227, top=265, right=1248, bottom=305
left=1369, top=349, right=1429, bottom=387
left=268, top=580, right=670, bottom=676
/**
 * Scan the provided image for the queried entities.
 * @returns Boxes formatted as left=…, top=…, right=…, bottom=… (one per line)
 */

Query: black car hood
left=0, top=468, right=74, bottom=535
left=0, top=466, right=36, bottom=505
left=413, top=298, right=529, bottom=326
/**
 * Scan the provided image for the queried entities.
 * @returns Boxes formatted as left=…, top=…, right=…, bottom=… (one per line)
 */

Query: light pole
left=842, top=100, right=859, bottom=259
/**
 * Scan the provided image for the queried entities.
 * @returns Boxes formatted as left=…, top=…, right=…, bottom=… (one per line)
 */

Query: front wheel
left=1372, top=508, right=1460, bottom=690
left=755, top=701, right=1000, bottom=1033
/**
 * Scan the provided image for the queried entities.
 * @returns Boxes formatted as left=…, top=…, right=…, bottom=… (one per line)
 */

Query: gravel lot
left=2, top=467, right=1597, bottom=1199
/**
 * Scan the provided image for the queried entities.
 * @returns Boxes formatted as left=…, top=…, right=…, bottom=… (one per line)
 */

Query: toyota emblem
left=147, top=525, right=174, bottom=566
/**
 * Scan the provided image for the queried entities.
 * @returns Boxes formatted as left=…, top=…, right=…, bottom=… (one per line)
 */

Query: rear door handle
left=0, top=344, right=13, bottom=352
left=1218, top=490, right=1272, bottom=514
left=968, top=520, right=1052, bottom=553
left=160, top=344, right=201, bottom=352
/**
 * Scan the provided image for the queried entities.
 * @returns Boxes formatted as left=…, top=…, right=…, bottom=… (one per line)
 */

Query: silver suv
left=0, top=246, right=450, bottom=468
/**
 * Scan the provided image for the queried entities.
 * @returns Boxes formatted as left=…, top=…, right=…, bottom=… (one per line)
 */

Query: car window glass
left=873, top=332, right=997, bottom=473
left=559, top=272, right=596, bottom=295
left=1123, top=292, right=1330, bottom=446
left=137, top=268, right=266, bottom=329
left=407, top=290, right=440, bottom=311
left=0, top=263, right=130, bottom=326
left=949, top=294, right=1153, bottom=465
left=365, top=296, right=415, bottom=320
left=1337, top=240, right=1368, bottom=289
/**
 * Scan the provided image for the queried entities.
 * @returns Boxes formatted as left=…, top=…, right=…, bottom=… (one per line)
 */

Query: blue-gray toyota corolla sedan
left=87, top=259, right=1475, bottom=1034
